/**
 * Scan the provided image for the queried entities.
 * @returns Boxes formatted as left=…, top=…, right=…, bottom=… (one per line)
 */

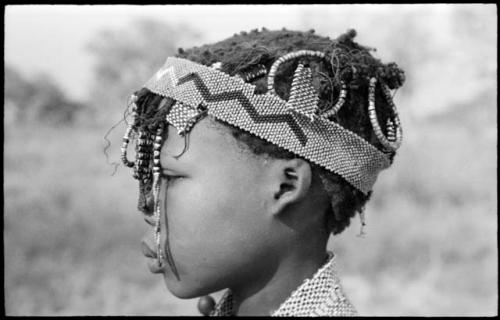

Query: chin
left=163, top=274, right=217, bottom=299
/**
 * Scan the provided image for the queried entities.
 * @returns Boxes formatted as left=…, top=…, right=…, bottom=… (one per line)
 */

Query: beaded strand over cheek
left=152, top=122, right=165, bottom=267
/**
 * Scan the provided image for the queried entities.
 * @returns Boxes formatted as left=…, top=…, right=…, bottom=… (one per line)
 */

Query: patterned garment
left=209, top=252, right=358, bottom=317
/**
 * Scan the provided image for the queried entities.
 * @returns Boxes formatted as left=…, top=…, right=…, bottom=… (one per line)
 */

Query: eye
left=162, top=174, right=182, bottom=184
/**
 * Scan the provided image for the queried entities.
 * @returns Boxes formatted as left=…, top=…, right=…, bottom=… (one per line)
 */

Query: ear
left=268, top=158, right=312, bottom=216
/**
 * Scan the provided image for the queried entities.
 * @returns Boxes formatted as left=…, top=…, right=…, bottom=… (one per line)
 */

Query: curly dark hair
left=130, top=28, right=405, bottom=235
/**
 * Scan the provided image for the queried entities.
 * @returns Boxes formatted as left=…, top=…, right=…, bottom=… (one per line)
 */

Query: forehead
left=160, top=116, right=254, bottom=170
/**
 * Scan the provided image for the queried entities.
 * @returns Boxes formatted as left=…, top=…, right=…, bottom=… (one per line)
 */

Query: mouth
left=141, top=241, right=158, bottom=259
left=141, top=241, right=165, bottom=274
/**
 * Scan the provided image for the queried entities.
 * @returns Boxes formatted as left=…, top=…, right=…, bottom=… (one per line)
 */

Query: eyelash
left=162, top=174, right=182, bottom=183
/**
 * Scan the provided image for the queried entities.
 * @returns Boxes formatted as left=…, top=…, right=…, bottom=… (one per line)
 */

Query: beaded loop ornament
left=267, top=50, right=327, bottom=96
left=367, top=77, right=403, bottom=152
left=321, top=81, right=347, bottom=119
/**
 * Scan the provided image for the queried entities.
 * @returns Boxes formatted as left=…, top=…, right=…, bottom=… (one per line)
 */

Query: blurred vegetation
left=85, top=19, right=200, bottom=126
left=4, top=5, right=497, bottom=316
left=5, top=66, right=86, bottom=125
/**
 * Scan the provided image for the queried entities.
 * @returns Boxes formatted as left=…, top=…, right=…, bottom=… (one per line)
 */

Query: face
left=141, top=117, right=282, bottom=298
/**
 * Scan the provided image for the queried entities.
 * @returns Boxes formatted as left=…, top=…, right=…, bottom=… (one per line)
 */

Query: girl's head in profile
left=122, top=28, right=405, bottom=315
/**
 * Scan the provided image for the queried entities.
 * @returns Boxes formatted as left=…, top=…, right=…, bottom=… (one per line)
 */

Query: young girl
left=120, top=28, right=405, bottom=316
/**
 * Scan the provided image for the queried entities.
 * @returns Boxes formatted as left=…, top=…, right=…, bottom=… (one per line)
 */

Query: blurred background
left=4, top=4, right=497, bottom=316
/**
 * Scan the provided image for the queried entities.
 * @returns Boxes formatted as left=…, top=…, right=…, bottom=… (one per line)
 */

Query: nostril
left=144, top=217, right=155, bottom=226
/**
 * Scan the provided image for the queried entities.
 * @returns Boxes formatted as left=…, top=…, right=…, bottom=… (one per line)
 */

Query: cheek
left=163, top=171, right=272, bottom=292
left=167, top=173, right=266, bottom=253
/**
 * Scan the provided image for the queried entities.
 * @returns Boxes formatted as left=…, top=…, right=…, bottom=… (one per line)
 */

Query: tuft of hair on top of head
left=136, top=28, right=405, bottom=235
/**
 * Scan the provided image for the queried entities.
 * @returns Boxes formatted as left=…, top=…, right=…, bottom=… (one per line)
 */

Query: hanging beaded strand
left=356, top=206, right=367, bottom=238
left=120, top=95, right=138, bottom=168
left=321, top=81, right=348, bottom=119
left=152, top=122, right=165, bottom=267
left=137, top=129, right=154, bottom=213
left=178, top=107, right=208, bottom=136
left=121, top=124, right=135, bottom=168
left=133, top=130, right=153, bottom=180
left=174, top=104, right=208, bottom=159
left=367, top=77, right=403, bottom=152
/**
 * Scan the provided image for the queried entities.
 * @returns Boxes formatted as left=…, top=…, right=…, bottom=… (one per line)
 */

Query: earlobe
left=270, top=158, right=312, bottom=216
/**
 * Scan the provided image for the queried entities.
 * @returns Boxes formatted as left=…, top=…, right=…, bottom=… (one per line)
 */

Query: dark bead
left=197, top=296, right=216, bottom=316
left=138, top=153, right=151, bottom=160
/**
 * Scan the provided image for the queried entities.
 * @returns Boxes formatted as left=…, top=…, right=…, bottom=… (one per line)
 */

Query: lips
left=141, top=241, right=158, bottom=259
left=141, top=240, right=166, bottom=274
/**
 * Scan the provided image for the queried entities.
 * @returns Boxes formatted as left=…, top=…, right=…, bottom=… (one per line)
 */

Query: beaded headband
left=140, top=55, right=401, bottom=195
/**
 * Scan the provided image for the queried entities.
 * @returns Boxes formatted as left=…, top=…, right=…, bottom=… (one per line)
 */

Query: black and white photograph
left=4, top=4, right=497, bottom=316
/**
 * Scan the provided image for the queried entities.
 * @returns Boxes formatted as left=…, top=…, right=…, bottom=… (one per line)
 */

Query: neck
left=230, top=242, right=329, bottom=316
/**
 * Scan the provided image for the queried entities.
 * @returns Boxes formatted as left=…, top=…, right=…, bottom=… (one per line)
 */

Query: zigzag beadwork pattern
left=176, top=72, right=308, bottom=146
